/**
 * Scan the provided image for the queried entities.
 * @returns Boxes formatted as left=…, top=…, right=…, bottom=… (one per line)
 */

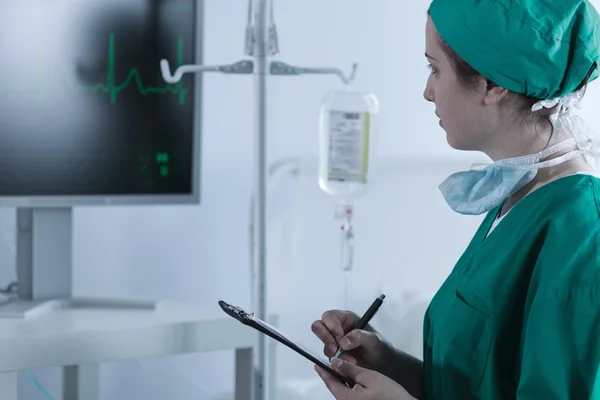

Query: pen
left=333, top=294, right=386, bottom=359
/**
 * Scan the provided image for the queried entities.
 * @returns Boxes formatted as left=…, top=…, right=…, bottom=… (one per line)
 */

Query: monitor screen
left=0, top=0, right=199, bottom=205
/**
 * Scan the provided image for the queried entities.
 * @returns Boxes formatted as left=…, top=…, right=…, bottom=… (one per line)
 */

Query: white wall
left=9, top=0, right=600, bottom=399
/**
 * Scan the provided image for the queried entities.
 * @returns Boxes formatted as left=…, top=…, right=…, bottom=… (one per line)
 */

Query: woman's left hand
left=316, top=358, right=417, bottom=400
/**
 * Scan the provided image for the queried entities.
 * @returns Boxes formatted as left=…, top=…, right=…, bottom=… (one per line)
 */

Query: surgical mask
left=440, top=87, right=596, bottom=216
left=439, top=138, right=587, bottom=215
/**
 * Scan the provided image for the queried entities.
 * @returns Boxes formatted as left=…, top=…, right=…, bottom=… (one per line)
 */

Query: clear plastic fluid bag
left=318, top=88, right=380, bottom=200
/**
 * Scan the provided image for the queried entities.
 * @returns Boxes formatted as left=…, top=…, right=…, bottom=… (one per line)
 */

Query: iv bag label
left=327, top=110, right=370, bottom=183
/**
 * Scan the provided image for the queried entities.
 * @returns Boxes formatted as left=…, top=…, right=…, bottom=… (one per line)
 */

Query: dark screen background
left=0, top=0, right=197, bottom=196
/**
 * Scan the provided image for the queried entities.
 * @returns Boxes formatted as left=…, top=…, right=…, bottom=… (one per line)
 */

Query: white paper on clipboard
left=249, top=314, right=333, bottom=367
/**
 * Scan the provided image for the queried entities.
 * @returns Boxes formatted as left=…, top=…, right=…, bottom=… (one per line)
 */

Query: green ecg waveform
left=0, top=33, right=190, bottom=105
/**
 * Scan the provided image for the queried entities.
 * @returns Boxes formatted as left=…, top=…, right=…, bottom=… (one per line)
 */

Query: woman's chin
left=445, top=132, right=476, bottom=151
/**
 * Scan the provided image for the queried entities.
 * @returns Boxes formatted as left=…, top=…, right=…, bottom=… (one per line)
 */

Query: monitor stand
left=0, top=207, right=160, bottom=319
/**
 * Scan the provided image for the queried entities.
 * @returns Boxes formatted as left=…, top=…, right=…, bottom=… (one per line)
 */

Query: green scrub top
left=423, top=174, right=600, bottom=399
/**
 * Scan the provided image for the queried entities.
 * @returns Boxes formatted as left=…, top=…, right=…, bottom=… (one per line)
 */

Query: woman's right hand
left=311, top=309, right=392, bottom=371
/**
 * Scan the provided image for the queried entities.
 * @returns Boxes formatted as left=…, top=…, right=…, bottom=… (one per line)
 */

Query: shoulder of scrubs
left=517, top=174, right=600, bottom=399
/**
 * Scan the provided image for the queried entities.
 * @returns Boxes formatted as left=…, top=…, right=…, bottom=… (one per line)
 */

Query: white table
left=0, top=300, right=270, bottom=400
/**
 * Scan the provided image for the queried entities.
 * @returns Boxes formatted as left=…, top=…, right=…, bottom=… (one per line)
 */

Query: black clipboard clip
left=218, top=300, right=355, bottom=388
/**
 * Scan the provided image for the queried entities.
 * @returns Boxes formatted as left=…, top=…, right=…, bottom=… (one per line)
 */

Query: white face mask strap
left=470, top=138, right=585, bottom=172
left=495, top=138, right=576, bottom=167
left=534, top=143, right=590, bottom=169
left=536, top=138, right=577, bottom=159
left=508, top=138, right=590, bottom=170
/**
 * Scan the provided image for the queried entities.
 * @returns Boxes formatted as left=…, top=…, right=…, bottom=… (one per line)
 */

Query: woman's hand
left=312, top=309, right=425, bottom=399
left=315, top=358, right=417, bottom=400
left=311, top=310, right=393, bottom=370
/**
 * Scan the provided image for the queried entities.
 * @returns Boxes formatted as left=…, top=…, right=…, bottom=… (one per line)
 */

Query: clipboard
left=218, top=300, right=355, bottom=387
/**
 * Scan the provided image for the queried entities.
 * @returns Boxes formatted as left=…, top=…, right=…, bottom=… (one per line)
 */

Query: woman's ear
left=483, top=80, right=509, bottom=105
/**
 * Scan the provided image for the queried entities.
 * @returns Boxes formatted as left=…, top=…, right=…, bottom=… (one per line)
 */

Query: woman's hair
left=428, top=11, right=591, bottom=137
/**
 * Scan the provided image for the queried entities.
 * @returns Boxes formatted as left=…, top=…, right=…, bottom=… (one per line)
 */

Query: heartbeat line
left=0, top=33, right=190, bottom=105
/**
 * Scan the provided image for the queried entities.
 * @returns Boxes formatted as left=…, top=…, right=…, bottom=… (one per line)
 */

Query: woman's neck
left=484, top=123, right=567, bottom=162
left=500, top=155, right=594, bottom=217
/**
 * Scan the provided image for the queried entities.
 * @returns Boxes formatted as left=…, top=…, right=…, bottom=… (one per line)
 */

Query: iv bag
left=318, top=89, right=379, bottom=200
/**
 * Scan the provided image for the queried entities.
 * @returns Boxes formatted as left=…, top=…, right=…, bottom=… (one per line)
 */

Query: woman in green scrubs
left=311, top=0, right=600, bottom=399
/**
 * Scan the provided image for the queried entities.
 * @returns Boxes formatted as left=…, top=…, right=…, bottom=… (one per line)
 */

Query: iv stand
left=160, top=1, right=358, bottom=399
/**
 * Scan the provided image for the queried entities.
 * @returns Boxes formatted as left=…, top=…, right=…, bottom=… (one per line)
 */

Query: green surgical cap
left=429, top=0, right=600, bottom=99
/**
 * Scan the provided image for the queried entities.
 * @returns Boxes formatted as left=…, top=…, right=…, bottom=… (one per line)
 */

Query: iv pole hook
left=270, top=61, right=358, bottom=85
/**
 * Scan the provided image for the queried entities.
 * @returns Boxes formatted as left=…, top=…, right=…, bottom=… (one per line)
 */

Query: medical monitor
left=0, top=0, right=201, bottom=206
